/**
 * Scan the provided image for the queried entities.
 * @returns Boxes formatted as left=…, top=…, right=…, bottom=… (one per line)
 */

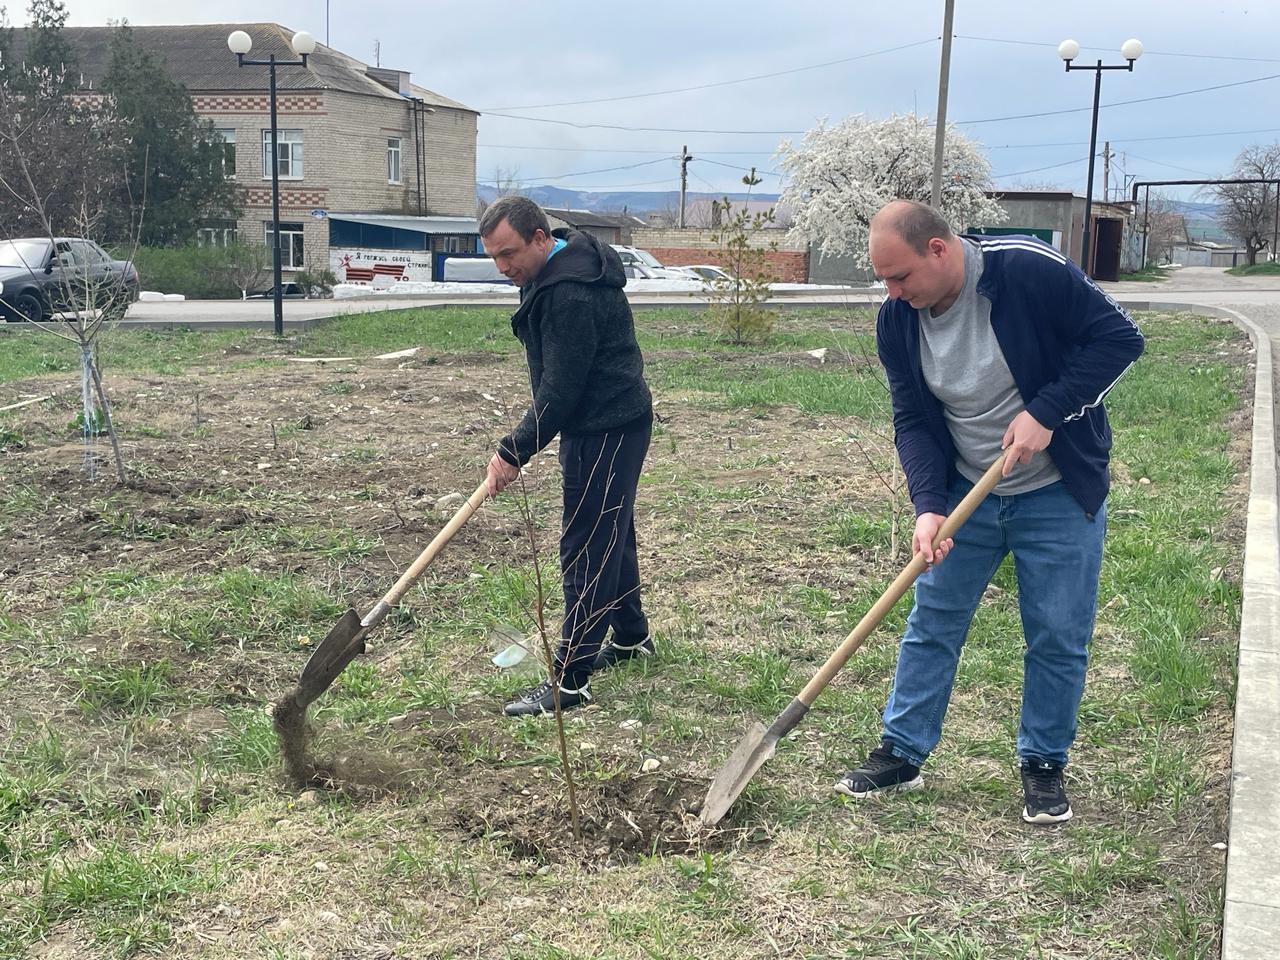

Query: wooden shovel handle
left=361, top=480, right=489, bottom=628
left=796, top=454, right=1007, bottom=707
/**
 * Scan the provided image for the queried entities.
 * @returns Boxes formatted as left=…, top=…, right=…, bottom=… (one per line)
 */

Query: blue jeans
left=882, top=478, right=1106, bottom=767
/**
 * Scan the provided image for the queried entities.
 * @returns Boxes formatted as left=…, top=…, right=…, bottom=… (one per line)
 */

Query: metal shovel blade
left=700, top=722, right=776, bottom=827
left=293, top=609, right=365, bottom=709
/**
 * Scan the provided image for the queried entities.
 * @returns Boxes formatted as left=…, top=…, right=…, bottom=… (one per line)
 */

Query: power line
left=488, top=65, right=1280, bottom=135
left=688, top=169, right=723, bottom=192
left=986, top=126, right=1280, bottom=149
left=695, top=157, right=784, bottom=179
left=483, top=112, right=805, bottom=136
left=957, top=34, right=1280, bottom=64
left=958, top=71, right=1280, bottom=125
left=479, top=175, right=677, bottom=190
left=478, top=143, right=781, bottom=156
left=1123, top=152, right=1217, bottom=178
left=993, top=157, right=1090, bottom=179
left=514, top=156, right=675, bottom=182
left=480, top=38, right=938, bottom=111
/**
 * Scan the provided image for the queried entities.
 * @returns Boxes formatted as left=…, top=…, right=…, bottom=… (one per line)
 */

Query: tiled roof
left=9, top=23, right=477, bottom=113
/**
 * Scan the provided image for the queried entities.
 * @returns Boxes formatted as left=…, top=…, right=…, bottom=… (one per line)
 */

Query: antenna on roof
left=374, top=38, right=380, bottom=68
left=326, top=0, right=330, bottom=46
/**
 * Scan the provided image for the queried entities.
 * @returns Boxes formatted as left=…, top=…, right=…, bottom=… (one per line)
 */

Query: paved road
left=0, top=287, right=885, bottom=332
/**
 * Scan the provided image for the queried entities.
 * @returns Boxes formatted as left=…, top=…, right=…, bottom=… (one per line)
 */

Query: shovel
left=280, top=480, right=489, bottom=713
left=699, top=454, right=1007, bottom=826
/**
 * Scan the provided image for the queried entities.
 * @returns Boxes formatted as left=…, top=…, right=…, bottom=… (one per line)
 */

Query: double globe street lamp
left=1059, top=37, right=1143, bottom=277
left=227, top=28, right=317, bottom=336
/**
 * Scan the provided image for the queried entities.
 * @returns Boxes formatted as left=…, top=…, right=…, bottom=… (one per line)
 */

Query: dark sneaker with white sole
left=1021, top=757, right=1073, bottom=824
left=834, top=741, right=923, bottom=798
left=503, top=678, right=592, bottom=717
left=592, top=631, right=655, bottom=672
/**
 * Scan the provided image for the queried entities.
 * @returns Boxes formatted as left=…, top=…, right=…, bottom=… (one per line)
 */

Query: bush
left=128, top=245, right=247, bottom=299
left=295, top=267, right=337, bottom=299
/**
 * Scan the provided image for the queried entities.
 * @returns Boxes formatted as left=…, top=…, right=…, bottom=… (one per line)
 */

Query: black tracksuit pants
left=555, top=414, right=651, bottom=683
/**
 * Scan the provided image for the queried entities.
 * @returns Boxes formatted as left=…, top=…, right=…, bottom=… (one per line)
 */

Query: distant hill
left=1164, top=199, right=1230, bottom=244
left=476, top=184, right=781, bottom=217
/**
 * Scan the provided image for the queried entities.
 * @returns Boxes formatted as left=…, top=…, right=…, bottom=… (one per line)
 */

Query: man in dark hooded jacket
left=478, top=196, right=656, bottom=716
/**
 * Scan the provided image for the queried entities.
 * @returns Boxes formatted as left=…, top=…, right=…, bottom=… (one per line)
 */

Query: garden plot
left=0, top=307, right=1251, bottom=958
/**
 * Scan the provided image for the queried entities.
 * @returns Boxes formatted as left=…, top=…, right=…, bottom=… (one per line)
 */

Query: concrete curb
left=1119, top=299, right=1280, bottom=959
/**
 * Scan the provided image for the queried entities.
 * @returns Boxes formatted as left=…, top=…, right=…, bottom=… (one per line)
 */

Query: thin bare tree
left=0, top=35, right=141, bottom=485
left=1211, top=142, right=1280, bottom=265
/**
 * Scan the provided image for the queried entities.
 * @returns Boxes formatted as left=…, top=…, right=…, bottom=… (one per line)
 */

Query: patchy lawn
left=0, top=307, right=1248, bottom=959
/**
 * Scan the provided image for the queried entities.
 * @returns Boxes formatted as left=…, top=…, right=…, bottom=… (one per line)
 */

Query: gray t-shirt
left=918, top=239, right=1061, bottom=496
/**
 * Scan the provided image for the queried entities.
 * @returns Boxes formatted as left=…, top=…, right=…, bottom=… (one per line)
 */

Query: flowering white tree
left=778, top=114, right=1005, bottom=266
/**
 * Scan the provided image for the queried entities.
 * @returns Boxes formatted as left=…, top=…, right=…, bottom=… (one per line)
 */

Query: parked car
left=621, top=262, right=666, bottom=281
left=672, top=264, right=736, bottom=283
left=609, top=245, right=686, bottom=280
left=246, top=281, right=305, bottom=299
left=0, top=237, right=140, bottom=322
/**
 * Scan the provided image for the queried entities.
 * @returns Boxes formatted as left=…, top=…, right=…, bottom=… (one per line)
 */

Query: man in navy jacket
left=837, top=199, right=1144, bottom=824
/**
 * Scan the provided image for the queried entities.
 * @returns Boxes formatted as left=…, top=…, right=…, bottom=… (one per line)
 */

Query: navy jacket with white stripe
left=875, top=233, right=1145, bottom=518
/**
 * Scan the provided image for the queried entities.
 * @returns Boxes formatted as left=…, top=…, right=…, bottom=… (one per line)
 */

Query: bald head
left=870, top=199, right=956, bottom=254
left=868, top=199, right=966, bottom=313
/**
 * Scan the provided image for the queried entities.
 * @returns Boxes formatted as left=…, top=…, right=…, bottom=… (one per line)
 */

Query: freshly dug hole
left=451, top=774, right=733, bottom=866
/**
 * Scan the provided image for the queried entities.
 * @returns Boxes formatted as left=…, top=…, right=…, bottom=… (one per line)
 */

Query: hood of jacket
left=525, top=228, right=626, bottom=295
left=508, top=228, right=626, bottom=334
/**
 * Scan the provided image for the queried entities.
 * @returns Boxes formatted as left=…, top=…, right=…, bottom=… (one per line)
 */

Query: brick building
left=27, top=23, right=480, bottom=280
left=630, top=226, right=809, bottom=283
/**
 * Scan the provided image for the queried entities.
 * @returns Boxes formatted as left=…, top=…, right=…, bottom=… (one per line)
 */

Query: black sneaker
left=834, top=741, right=923, bottom=798
left=592, top=631, right=655, bottom=672
left=503, top=677, right=592, bottom=717
left=1021, top=757, right=1073, bottom=824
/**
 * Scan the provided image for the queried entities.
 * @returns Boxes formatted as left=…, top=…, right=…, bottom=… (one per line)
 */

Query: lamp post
left=1059, top=37, right=1142, bottom=277
left=227, top=28, right=316, bottom=337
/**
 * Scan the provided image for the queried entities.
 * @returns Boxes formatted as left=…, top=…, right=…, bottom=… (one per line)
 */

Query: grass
left=1117, top=264, right=1175, bottom=282
left=656, top=357, right=888, bottom=419
left=299, top=306, right=512, bottom=356
left=0, top=326, right=252, bottom=385
left=0, top=306, right=1247, bottom=959
left=1225, top=260, right=1280, bottom=276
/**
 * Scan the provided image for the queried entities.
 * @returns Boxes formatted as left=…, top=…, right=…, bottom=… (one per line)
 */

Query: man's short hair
left=887, top=200, right=955, bottom=254
left=478, top=196, right=552, bottom=242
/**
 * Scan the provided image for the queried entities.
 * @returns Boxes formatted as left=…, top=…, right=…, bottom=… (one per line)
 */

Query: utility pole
left=1273, top=186, right=1279, bottom=262
left=1102, top=141, right=1111, bottom=203
left=678, top=145, right=693, bottom=228
left=931, top=0, right=956, bottom=209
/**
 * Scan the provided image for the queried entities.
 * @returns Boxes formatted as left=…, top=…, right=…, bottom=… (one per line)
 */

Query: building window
left=197, top=221, right=237, bottom=247
left=431, top=235, right=471, bottom=253
left=261, top=129, right=303, bottom=180
left=216, top=129, right=236, bottom=178
left=264, top=222, right=304, bottom=270
left=387, top=138, right=402, bottom=184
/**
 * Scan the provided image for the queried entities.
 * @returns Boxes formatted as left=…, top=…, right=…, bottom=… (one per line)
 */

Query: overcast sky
left=36, top=0, right=1280, bottom=202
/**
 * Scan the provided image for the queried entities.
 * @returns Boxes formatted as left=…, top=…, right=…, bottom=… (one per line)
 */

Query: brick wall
left=632, top=228, right=808, bottom=282
left=194, top=89, right=477, bottom=271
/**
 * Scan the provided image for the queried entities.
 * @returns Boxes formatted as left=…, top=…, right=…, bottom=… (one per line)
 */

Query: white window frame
left=264, top=222, right=305, bottom=270
left=387, top=137, right=402, bottom=184
left=197, top=223, right=237, bottom=247
left=261, top=129, right=304, bottom=180
left=216, top=128, right=236, bottom=179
